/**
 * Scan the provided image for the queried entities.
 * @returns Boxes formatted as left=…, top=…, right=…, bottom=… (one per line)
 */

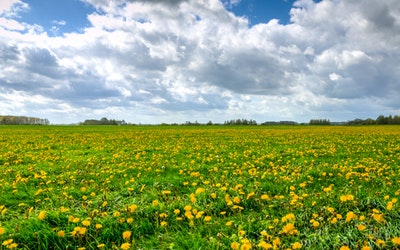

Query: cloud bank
left=0, top=0, right=399, bottom=124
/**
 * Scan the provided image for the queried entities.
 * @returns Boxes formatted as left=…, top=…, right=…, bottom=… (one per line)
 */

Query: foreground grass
left=0, top=125, right=399, bottom=249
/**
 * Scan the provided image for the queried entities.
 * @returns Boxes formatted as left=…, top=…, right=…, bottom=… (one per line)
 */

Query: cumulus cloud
left=0, top=0, right=400, bottom=123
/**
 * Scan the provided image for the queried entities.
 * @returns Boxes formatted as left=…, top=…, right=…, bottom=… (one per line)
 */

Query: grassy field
left=0, top=125, right=399, bottom=249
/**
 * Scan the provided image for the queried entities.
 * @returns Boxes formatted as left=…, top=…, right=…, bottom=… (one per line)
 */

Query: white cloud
left=1, top=0, right=400, bottom=124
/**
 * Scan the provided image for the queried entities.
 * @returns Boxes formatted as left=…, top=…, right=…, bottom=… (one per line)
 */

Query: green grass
left=0, top=125, right=399, bottom=249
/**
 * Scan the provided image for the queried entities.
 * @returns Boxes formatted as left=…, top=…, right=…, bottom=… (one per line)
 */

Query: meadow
left=0, top=125, right=399, bottom=249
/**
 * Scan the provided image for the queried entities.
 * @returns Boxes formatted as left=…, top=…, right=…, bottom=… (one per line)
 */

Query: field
left=0, top=125, right=399, bottom=249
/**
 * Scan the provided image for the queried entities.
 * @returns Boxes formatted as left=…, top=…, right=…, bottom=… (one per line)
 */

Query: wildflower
left=231, top=242, right=240, bottom=250
left=113, top=211, right=120, bottom=217
left=38, top=211, right=46, bottom=220
left=82, top=220, right=91, bottom=227
left=120, top=242, right=131, bottom=250
left=160, top=221, right=167, bottom=227
left=204, top=216, right=212, bottom=222
left=226, top=221, right=234, bottom=226
left=195, top=188, right=205, bottom=195
left=330, top=218, right=338, bottom=224
left=2, top=239, right=13, bottom=246
left=159, top=213, right=168, bottom=219
left=210, top=193, right=217, bottom=198
left=361, top=246, right=371, bottom=250
left=162, top=190, right=171, bottom=195
left=122, top=231, right=131, bottom=240
left=261, top=194, right=270, bottom=200
left=238, top=230, right=246, bottom=237
left=339, top=246, right=350, bottom=250
left=376, top=239, right=385, bottom=247
left=127, top=218, right=133, bottom=224
left=57, top=230, right=65, bottom=237
left=346, top=211, right=357, bottom=222
left=152, top=200, right=159, bottom=206
left=282, top=223, right=298, bottom=235
left=97, top=244, right=105, bottom=248
left=7, top=243, right=18, bottom=249
left=0, top=227, right=4, bottom=235
left=128, top=204, right=137, bottom=213
left=282, top=213, right=296, bottom=222
left=258, top=241, right=272, bottom=249
left=174, top=209, right=180, bottom=215
left=392, top=237, right=400, bottom=245
left=190, top=193, right=197, bottom=203
left=292, top=242, right=302, bottom=249
left=247, top=192, right=255, bottom=199
left=272, top=238, right=281, bottom=247
left=357, top=224, right=366, bottom=231
left=312, top=220, right=320, bottom=228
left=95, top=224, right=102, bottom=229
left=387, top=202, right=393, bottom=211
left=184, top=205, right=192, bottom=211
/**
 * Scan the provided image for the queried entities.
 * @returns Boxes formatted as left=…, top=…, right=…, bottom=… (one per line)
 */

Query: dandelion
left=97, top=243, right=105, bottom=248
left=160, top=221, right=167, bottom=227
left=361, top=245, right=371, bottom=250
left=174, top=209, right=180, bottom=215
left=392, top=237, right=400, bottom=245
left=226, top=221, right=234, bottom=226
left=128, top=204, right=137, bottom=213
left=95, top=224, right=102, bottom=229
left=0, top=227, right=4, bottom=235
left=2, top=239, right=13, bottom=246
left=238, top=230, right=246, bottom=237
left=204, top=216, right=212, bottom=222
left=339, top=246, right=350, bottom=250
left=357, top=224, right=366, bottom=231
left=258, top=241, right=272, bottom=249
left=162, top=190, right=171, bottom=195
left=152, top=200, right=159, bottom=206
left=121, top=231, right=131, bottom=240
left=195, top=187, right=205, bottom=194
left=376, top=239, right=385, bottom=247
left=120, top=242, right=131, bottom=250
left=210, top=193, right=217, bottom=198
left=159, top=213, right=168, bottom=219
left=82, top=220, right=91, bottom=227
left=231, top=242, right=240, bottom=250
left=127, top=218, right=134, bottom=224
left=247, top=192, right=255, bottom=199
left=261, top=194, right=270, bottom=200
left=282, top=223, right=298, bottom=235
left=38, top=211, right=46, bottom=220
left=292, top=242, right=302, bottom=249
left=57, top=230, right=65, bottom=237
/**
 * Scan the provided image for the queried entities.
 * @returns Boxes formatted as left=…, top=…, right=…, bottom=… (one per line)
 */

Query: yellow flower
left=57, top=230, right=65, bottom=237
left=392, top=237, right=400, bottom=245
left=231, top=242, right=240, bottom=250
left=160, top=221, right=167, bottom=227
left=292, top=242, right=302, bottom=249
left=159, top=213, right=168, bottom=219
left=261, top=194, right=270, bottom=200
left=174, top=209, right=180, bottom=215
left=127, top=218, right=134, bottom=224
left=162, top=190, right=171, bottom=195
left=97, top=243, right=105, bottom=248
left=282, top=223, right=298, bottom=235
left=226, top=221, right=234, bottom=226
left=122, top=231, right=131, bottom=240
left=361, top=245, right=371, bottom=250
left=152, top=200, right=159, bottom=206
left=258, top=241, right=272, bottom=249
left=357, top=224, right=366, bottom=231
left=204, top=216, right=212, bottom=222
left=128, top=204, right=137, bottom=213
left=195, top=187, right=205, bottom=194
left=95, top=224, right=102, bottom=229
left=82, top=220, right=91, bottom=227
left=312, top=220, right=320, bottom=228
left=247, top=192, right=255, bottom=199
left=120, top=242, right=131, bottom=250
left=0, top=227, right=5, bottom=235
left=376, top=239, right=385, bottom=247
left=238, top=230, right=246, bottom=237
left=2, top=239, right=13, bottom=246
left=339, top=246, right=350, bottom=250
left=38, top=211, right=46, bottom=220
left=7, top=243, right=18, bottom=249
left=210, top=193, right=217, bottom=199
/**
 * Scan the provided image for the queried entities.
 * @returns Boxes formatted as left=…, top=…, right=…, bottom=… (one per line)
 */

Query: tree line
left=0, top=115, right=50, bottom=125
left=80, top=117, right=127, bottom=125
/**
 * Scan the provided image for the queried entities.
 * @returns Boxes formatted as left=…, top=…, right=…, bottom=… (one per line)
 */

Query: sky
left=0, top=0, right=399, bottom=124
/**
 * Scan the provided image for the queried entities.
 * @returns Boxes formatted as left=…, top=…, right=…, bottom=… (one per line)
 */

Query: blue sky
left=1, top=0, right=399, bottom=124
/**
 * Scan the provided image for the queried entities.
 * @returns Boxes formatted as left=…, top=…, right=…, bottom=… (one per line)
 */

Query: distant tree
left=309, top=119, right=330, bottom=125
